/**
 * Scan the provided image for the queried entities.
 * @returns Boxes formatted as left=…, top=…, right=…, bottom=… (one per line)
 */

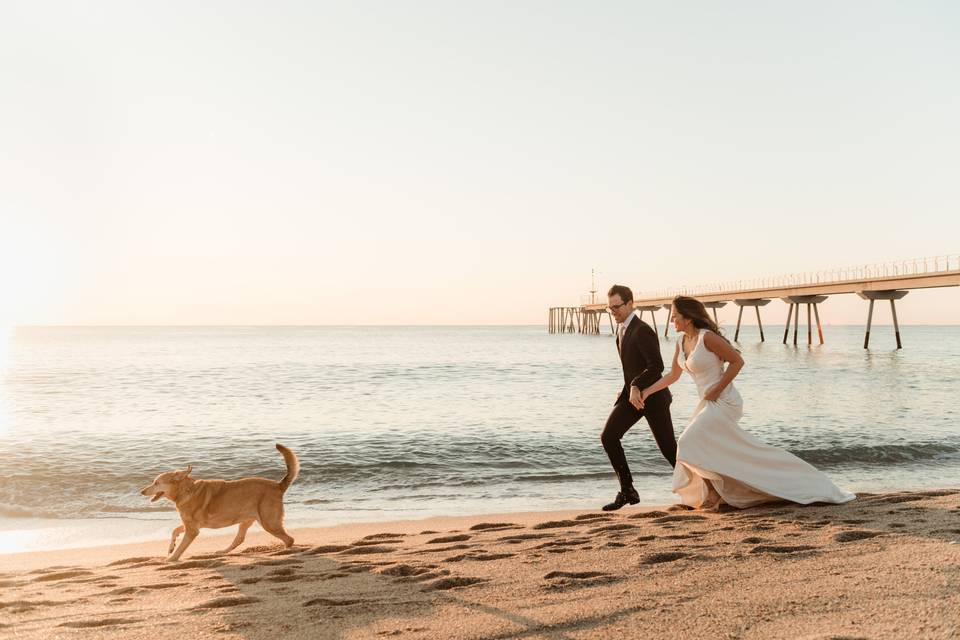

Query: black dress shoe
left=602, top=487, right=640, bottom=511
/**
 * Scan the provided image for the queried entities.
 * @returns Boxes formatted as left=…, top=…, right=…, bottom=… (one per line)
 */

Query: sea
left=1, top=325, right=958, bottom=554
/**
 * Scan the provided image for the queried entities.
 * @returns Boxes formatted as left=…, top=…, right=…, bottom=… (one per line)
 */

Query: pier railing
left=645, top=254, right=960, bottom=299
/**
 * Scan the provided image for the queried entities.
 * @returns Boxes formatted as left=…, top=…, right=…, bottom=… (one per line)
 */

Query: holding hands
left=629, top=386, right=645, bottom=410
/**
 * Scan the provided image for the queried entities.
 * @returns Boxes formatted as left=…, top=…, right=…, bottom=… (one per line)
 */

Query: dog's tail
left=276, top=444, right=300, bottom=493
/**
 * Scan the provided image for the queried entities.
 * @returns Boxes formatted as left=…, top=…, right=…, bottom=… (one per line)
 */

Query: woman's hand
left=641, top=387, right=652, bottom=404
left=704, top=385, right=722, bottom=402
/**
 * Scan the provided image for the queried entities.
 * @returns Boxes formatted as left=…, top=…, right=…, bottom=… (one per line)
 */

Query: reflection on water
left=1, top=325, right=958, bottom=552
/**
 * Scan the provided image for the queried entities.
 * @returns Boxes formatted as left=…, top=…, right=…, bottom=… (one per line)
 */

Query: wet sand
left=2, top=489, right=959, bottom=639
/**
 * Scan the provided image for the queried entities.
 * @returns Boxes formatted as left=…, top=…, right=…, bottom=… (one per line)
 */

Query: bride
left=639, top=296, right=855, bottom=510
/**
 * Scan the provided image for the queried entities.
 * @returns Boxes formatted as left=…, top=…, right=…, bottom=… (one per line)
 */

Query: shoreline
left=3, top=488, right=959, bottom=639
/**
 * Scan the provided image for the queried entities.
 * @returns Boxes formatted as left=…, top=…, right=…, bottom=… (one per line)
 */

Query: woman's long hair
left=672, top=296, right=733, bottom=345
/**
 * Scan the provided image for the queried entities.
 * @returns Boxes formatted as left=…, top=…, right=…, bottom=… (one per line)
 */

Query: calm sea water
left=1, top=325, right=958, bottom=553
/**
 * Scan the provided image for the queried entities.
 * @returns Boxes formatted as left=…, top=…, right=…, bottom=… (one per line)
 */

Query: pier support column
left=783, top=296, right=828, bottom=346
left=637, top=305, right=661, bottom=336
left=813, top=304, right=824, bottom=345
left=793, top=301, right=799, bottom=346
left=857, top=290, right=908, bottom=349
left=891, top=300, right=902, bottom=349
left=702, top=301, right=727, bottom=327
left=662, top=304, right=673, bottom=338
left=733, top=299, right=770, bottom=343
left=783, top=303, right=793, bottom=344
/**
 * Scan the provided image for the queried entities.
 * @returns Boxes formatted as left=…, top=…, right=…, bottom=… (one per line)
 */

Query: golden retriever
left=140, top=443, right=299, bottom=561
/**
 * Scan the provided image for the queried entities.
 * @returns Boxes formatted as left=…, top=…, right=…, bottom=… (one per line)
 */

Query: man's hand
left=629, top=386, right=644, bottom=410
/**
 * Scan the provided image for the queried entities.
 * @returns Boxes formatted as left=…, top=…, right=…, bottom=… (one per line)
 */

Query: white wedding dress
left=673, top=329, right=856, bottom=508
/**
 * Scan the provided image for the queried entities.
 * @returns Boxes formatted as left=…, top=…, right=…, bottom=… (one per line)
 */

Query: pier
left=548, top=255, right=960, bottom=349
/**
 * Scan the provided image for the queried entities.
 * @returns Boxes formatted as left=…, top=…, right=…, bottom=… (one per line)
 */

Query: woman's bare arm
left=702, top=331, right=744, bottom=401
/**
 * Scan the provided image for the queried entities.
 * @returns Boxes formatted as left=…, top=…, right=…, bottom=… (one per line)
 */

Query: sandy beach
left=2, top=488, right=958, bottom=639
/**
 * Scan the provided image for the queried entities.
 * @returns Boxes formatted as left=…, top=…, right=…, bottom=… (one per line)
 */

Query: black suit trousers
left=601, top=392, right=676, bottom=490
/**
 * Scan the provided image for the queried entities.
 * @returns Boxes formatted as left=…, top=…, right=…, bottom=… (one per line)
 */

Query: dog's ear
left=180, top=465, right=193, bottom=478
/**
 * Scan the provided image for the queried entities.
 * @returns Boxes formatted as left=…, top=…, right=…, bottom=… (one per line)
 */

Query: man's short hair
left=607, top=284, right=633, bottom=302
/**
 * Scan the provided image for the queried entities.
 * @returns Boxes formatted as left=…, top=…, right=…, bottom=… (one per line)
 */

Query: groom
left=600, top=285, right=677, bottom=511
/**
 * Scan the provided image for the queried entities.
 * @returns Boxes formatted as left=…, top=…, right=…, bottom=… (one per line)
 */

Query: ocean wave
left=792, top=442, right=959, bottom=465
left=99, top=504, right=176, bottom=514
left=0, top=503, right=59, bottom=519
left=513, top=471, right=661, bottom=483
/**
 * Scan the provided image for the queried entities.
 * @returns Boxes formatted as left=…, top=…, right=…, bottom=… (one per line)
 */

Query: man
left=600, top=284, right=677, bottom=511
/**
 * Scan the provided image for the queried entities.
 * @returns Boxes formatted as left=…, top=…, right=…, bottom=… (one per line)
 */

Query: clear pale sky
left=2, top=1, right=958, bottom=326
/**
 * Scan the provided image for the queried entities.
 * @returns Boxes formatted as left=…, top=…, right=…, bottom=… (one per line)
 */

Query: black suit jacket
left=615, top=316, right=671, bottom=406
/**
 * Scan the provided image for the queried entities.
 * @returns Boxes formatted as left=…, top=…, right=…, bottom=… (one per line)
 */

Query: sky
left=1, top=1, right=958, bottom=325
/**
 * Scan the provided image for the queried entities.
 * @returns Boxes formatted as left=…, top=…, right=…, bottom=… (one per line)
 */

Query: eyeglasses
left=608, top=301, right=630, bottom=312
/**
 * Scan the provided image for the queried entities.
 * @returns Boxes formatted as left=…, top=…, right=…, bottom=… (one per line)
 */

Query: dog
left=140, top=443, right=300, bottom=561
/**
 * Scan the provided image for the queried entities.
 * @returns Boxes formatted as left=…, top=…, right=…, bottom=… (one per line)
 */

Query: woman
left=639, top=296, right=855, bottom=510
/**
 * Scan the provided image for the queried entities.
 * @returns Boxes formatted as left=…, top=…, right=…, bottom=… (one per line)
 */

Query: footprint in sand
left=107, top=556, right=158, bottom=567
left=338, top=545, right=398, bottom=555
left=630, top=511, right=669, bottom=519
left=415, top=543, right=473, bottom=554
left=587, top=523, right=637, bottom=534
left=878, top=494, right=925, bottom=504
left=498, top=533, right=554, bottom=543
left=156, top=559, right=223, bottom=571
left=343, top=564, right=374, bottom=573
left=543, top=570, right=619, bottom=590
left=426, top=576, right=486, bottom=590
left=652, top=515, right=707, bottom=524
left=352, top=539, right=402, bottom=547
left=448, top=552, right=515, bottom=563
left=141, top=582, right=189, bottom=590
left=749, top=545, right=819, bottom=554
left=641, top=552, right=689, bottom=564
left=304, top=597, right=365, bottom=607
left=254, top=557, right=303, bottom=567
left=470, top=522, right=520, bottom=531
left=574, top=513, right=615, bottom=521
left=303, top=544, right=352, bottom=555
left=532, top=520, right=587, bottom=530
left=59, top=618, right=141, bottom=628
left=834, top=531, right=883, bottom=543
left=426, top=534, right=472, bottom=544
left=32, top=570, right=94, bottom=582
left=362, top=533, right=407, bottom=540
left=0, top=599, right=64, bottom=614
left=379, top=564, right=433, bottom=577
left=533, top=538, right=590, bottom=550
left=189, top=596, right=260, bottom=610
